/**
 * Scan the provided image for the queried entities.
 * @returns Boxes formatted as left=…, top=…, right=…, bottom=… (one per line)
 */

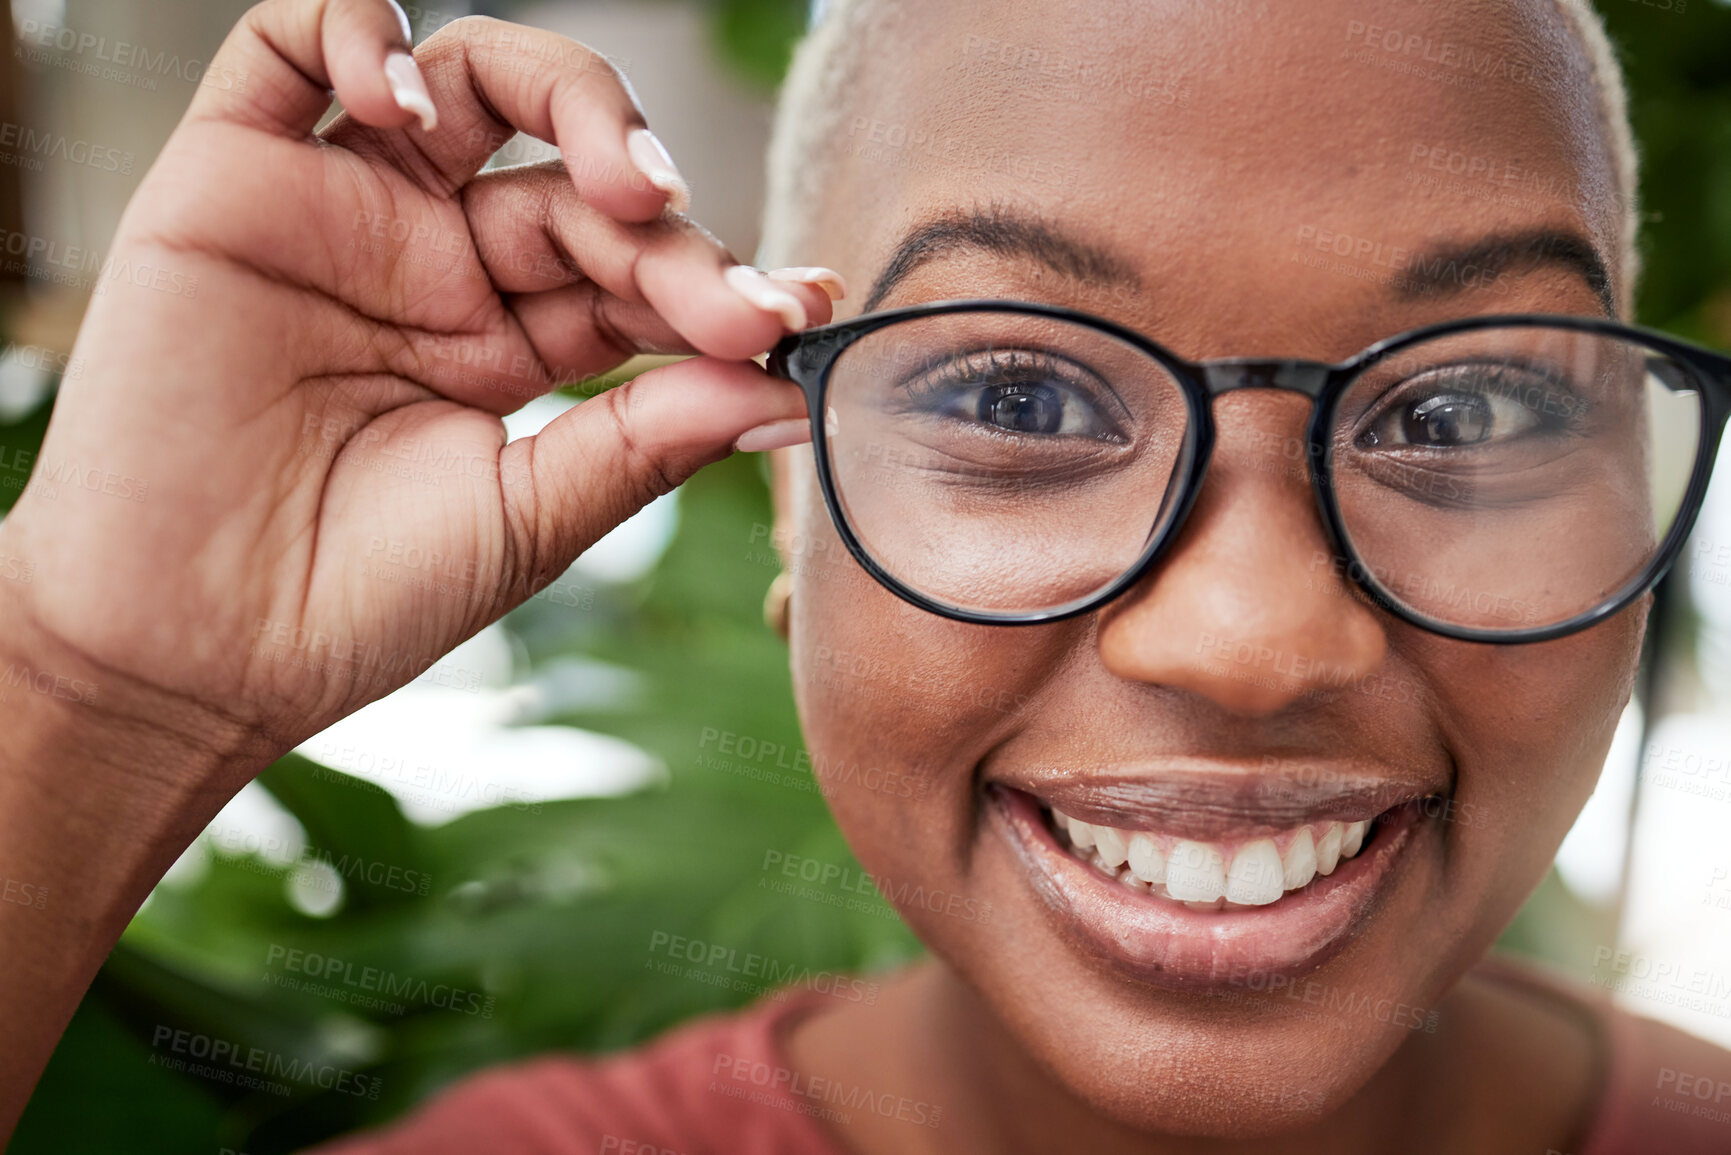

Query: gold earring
left=763, top=571, right=793, bottom=639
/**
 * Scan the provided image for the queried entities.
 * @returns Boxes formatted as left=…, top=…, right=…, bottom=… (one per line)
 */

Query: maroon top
left=308, top=959, right=1731, bottom=1154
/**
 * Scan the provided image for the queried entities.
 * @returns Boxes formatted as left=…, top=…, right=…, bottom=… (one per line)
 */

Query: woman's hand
left=0, top=3, right=835, bottom=1130
left=0, top=0, right=834, bottom=758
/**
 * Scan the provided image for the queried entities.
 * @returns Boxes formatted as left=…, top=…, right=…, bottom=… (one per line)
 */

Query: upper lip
left=987, top=762, right=1449, bottom=841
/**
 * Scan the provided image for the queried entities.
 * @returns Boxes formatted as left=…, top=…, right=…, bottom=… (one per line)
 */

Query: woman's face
left=773, top=0, right=1641, bottom=1134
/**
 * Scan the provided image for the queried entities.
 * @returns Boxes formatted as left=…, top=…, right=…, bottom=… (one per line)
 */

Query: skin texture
left=0, top=0, right=835, bottom=1135
left=769, top=0, right=1643, bottom=1150
left=0, top=0, right=1671, bottom=1150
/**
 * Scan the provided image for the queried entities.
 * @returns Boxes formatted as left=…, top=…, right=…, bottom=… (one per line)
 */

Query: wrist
left=0, top=578, right=279, bottom=836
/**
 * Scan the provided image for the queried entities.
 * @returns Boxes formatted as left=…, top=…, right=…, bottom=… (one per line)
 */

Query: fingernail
left=626, top=128, right=691, bottom=214
left=724, top=265, right=807, bottom=331
left=766, top=267, right=848, bottom=301
left=384, top=51, right=437, bottom=132
left=735, top=418, right=812, bottom=454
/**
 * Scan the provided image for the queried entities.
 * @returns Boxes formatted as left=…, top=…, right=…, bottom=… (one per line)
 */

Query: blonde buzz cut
left=759, top=0, right=1643, bottom=316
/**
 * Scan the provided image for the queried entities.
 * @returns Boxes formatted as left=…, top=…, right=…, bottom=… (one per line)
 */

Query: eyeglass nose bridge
left=1200, top=359, right=1333, bottom=399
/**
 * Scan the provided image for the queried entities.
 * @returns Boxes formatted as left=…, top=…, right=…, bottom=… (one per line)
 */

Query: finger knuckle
left=598, top=381, right=681, bottom=506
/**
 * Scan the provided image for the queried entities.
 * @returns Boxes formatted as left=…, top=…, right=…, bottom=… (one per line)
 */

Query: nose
left=1096, top=391, right=1388, bottom=715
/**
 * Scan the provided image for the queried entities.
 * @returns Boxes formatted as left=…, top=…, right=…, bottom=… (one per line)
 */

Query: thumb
left=497, top=358, right=810, bottom=593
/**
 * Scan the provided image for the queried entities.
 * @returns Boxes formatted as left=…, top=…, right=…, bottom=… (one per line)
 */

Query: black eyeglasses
left=767, top=301, right=1731, bottom=643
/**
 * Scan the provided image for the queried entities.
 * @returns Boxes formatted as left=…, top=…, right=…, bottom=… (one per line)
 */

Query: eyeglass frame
left=766, top=300, right=1731, bottom=643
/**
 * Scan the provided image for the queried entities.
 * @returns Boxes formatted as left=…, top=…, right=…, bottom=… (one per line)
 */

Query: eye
left=1356, top=364, right=1567, bottom=450
left=977, top=384, right=1065, bottom=433
left=904, top=348, right=1124, bottom=441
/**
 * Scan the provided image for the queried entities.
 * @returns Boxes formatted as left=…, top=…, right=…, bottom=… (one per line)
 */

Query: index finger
left=187, top=1, right=682, bottom=222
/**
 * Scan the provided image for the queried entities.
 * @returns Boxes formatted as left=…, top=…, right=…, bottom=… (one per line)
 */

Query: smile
left=985, top=774, right=1441, bottom=990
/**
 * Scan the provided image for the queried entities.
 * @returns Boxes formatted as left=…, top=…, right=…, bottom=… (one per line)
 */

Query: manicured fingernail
left=735, top=418, right=812, bottom=454
left=384, top=51, right=437, bottom=132
left=766, top=267, right=848, bottom=301
left=626, top=128, right=691, bottom=213
left=723, top=265, right=807, bottom=331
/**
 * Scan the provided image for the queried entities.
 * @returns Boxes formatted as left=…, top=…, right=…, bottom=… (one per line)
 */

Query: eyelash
left=895, top=348, right=1126, bottom=438
left=1350, top=360, right=1587, bottom=450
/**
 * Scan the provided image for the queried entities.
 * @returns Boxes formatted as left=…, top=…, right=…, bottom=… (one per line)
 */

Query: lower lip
left=986, top=785, right=1424, bottom=992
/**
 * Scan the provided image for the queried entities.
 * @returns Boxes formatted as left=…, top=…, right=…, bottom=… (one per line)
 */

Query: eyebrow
left=861, top=206, right=1141, bottom=312
left=864, top=210, right=1617, bottom=319
left=1395, top=229, right=1615, bottom=316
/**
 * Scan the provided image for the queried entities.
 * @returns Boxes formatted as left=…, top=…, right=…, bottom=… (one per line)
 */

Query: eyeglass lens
left=819, top=312, right=1707, bottom=632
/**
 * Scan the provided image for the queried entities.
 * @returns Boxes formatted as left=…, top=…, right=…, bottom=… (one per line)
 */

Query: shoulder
left=1469, top=954, right=1731, bottom=1155
left=1587, top=996, right=1731, bottom=1155
left=302, top=991, right=850, bottom=1155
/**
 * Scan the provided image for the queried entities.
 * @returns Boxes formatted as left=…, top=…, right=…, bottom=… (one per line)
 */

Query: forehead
left=823, top=0, right=1621, bottom=356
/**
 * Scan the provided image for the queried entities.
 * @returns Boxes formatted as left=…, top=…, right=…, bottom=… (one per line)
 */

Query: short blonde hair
left=760, top=0, right=1642, bottom=314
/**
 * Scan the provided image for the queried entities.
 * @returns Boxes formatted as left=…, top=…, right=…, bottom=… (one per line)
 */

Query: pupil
left=984, top=385, right=1062, bottom=433
left=1404, top=394, right=1489, bottom=446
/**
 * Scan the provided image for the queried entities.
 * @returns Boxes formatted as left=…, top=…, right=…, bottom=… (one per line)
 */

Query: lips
left=985, top=773, right=1440, bottom=991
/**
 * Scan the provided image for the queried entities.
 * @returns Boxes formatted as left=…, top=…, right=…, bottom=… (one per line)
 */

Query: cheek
left=785, top=487, right=1069, bottom=890
left=1411, top=600, right=1645, bottom=914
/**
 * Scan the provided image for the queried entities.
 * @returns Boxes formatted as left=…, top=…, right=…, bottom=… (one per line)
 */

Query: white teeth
left=1047, top=806, right=1378, bottom=909
left=1071, top=819, right=1098, bottom=852
left=1093, top=824, right=1129, bottom=869
left=1341, top=819, right=1368, bottom=859
left=1057, top=811, right=1097, bottom=851
left=1315, top=822, right=1343, bottom=876
left=1282, top=827, right=1318, bottom=890
left=1165, top=840, right=1227, bottom=903
left=1225, top=839, right=1285, bottom=906
left=1127, top=832, right=1166, bottom=885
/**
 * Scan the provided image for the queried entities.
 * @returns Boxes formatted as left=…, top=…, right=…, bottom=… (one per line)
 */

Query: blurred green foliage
left=6, top=1, right=1731, bottom=1151
left=709, top=0, right=809, bottom=90
left=13, top=454, right=921, bottom=1155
